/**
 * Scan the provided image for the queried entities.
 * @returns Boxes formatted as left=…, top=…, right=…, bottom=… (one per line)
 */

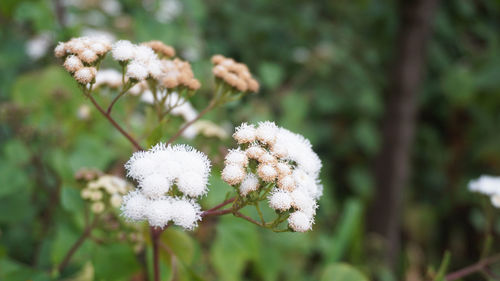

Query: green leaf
left=210, top=216, right=259, bottom=281
left=327, top=199, right=363, bottom=262
left=320, top=263, right=368, bottom=281
left=92, top=243, right=140, bottom=281
left=162, top=227, right=195, bottom=265
left=61, top=186, right=84, bottom=213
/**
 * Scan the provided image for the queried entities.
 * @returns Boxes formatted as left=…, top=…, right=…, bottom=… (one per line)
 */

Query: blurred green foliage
left=1, top=0, right=500, bottom=280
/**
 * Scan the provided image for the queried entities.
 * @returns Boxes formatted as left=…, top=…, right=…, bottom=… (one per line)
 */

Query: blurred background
left=1, top=0, right=500, bottom=280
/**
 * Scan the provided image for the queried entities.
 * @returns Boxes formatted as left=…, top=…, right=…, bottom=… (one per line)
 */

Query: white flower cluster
left=469, top=175, right=500, bottom=207
left=55, top=36, right=112, bottom=84
left=112, top=40, right=163, bottom=81
left=121, top=143, right=211, bottom=230
left=81, top=175, right=132, bottom=213
left=222, top=121, right=323, bottom=232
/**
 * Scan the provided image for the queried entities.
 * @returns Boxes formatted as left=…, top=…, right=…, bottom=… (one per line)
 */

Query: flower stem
left=166, top=99, right=217, bottom=145
left=445, top=254, right=500, bottom=281
left=57, top=216, right=98, bottom=273
left=150, top=226, right=164, bottom=281
left=85, top=92, right=143, bottom=150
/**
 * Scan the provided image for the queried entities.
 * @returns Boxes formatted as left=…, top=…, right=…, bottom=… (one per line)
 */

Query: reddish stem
left=86, top=94, right=143, bottom=151
left=57, top=217, right=98, bottom=273
left=445, top=254, right=500, bottom=281
left=201, top=208, right=233, bottom=218
left=166, top=100, right=216, bottom=145
left=150, top=226, right=165, bottom=281
left=204, top=197, right=235, bottom=213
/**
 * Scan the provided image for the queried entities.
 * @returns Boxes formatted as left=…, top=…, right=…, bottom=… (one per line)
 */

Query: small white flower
left=134, top=45, right=156, bottom=63
left=233, top=123, right=256, bottom=144
left=177, top=170, right=208, bottom=197
left=256, top=121, right=278, bottom=144
left=239, top=173, right=259, bottom=196
left=170, top=199, right=201, bottom=230
left=121, top=190, right=148, bottom=221
left=126, top=61, right=149, bottom=81
left=288, top=211, right=313, bottom=232
left=112, top=40, right=136, bottom=61
left=91, top=202, right=106, bottom=213
left=110, top=194, right=123, bottom=208
left=276, top=162, right=292, bottom=177
left=74, top=67, right=96, bottom=84
left=268, top=189, right=292, bottom=211
left=469, top=175, right=500, bottom=195
left=278, top=175, right=295, bottom=191
left=54, top=42, right=67, bottom=58
left=290, top=188, right=316, bottom=215
left=258, top=152, right=277, bottom=165
left=246, top=145, right=265, bottom=159
left=221, top=164, right=246, bottom=186
left=140, top=173, right=171, bottom=198
left=94, top=69, right=122, bottom=88
left=63, top=55, right=83, bottom=73
left=145, top=198, right=172, bottom=228
left=79, top=49, right=98, bottom=64
left=224, top=149, right=249, bottom=167
left=257, top=163, right=277, bottom=182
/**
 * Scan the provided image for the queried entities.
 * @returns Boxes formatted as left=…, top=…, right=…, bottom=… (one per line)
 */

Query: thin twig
left=445, top=254, right=500, bottom=281
left=234, top=212, right=264, bottom=227
left=204, top=197, right=235, bottom=213
left=86, top=93, right=143, bottom=150
left=57, top=216, right=99, bottom=273
left=201, top=208, right=233, bottom=218
left=166, top=99, right=217, bottom=145
left=106, top=87, right=128, bottom=114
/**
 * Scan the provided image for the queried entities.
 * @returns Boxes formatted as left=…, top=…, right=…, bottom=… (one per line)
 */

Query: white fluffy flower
left=221, top=164, right=246, bottom=186
left=126, top=61, right=149, bottom=81
left=140, top=173, right=171, bottom=198
left=225, top=149, right=248, bottom=167
left=233, top=123, right=256, bottom=144
left=288, top=211, right=313, bottom=232
left=94, top=69, right=122, bottom=88
left=144, top=198, right=172, bottom=227
left=257, top=163, right=277, bottom=182
left=74, top=67, right=96, bottom=84
left=246, top=145, right=265, bottom=159
left=170, top=199, right=201, bottom=230
left=274, top=128, right=322, bottom=177
left=225, top=121, right=323, bottom=232
left=121, top=190, right=148, bottom=221
left=63, top=55, right=83, bottom=73
left=290, top=188, right=316, bottom=215
left=268, top=189, right=292, bottom=211
left=469, top=175, right=500, bottom=208
left=469, top=175, right=500, bottom=195
left=256, top=121, right=278, bottom=144
left=293, top=169, right=322, bottom=199
left=112, top=40, right=135, bottom=61
left=177, top=170, right=208, bottom=197
left=122, top=143, right=211, bottom=230
left=239, top=173, right=259, bottom=196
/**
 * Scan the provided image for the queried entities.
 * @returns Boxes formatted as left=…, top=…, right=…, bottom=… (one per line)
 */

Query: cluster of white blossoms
left=469, top=175, right=500, bottom=207
left=81, top=175, right=132, bottom=214
left=222, top=121, right=323, bottom=232
left=55, top=36, right=112, bottom=84
left=121, top=143, right=211, bottom=230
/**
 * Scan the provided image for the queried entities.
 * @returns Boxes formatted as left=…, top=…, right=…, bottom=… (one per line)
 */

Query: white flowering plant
left=53, top=37, right=323, bottom=280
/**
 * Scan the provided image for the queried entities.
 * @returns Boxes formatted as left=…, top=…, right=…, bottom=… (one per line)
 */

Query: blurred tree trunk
left=368, top=0, right=439, bottom=269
